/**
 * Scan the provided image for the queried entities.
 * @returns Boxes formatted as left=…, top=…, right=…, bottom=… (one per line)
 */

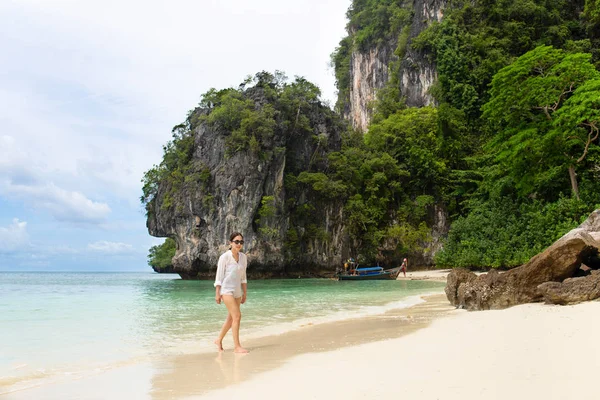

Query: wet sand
left=4, top=293, right=454, bottom=400
left=149, top=293, right=454, bottom=399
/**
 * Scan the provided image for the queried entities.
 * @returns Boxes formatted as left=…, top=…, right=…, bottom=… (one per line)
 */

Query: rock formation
left=538, top=271, right=600, bottom=305
left=146, top=84, right=347, bottom=279
left=347, top=44, right=396, bottom=132
left=338, top=0, right=450, bottom=263
left=445, top=209, right=600, bottom=310
left=343, top=0, right=446, bottom=132
left=151, top=265, right=176, bottom=274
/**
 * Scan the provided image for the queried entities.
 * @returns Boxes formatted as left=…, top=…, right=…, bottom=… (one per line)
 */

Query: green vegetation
left=145, top=0, right=600, bottom=270
left=482, top=46, right=600, bottom=200
left=148, top=238, right=176, bottom=271
left=256, top=196, right=279, bottom=239
left=434, top=45, right=600, bottom=267
left=347, top=0, right=413, bottom=51
left=141, top=71, right=336, bottom=217
left=435, top=196, right=592, bottom=268
left=199, top=71, right=328, bottom=160
left=331, top=1, right=413, bottom=112
left=141, top=116, right=197, bottom=214
left=327, top=0, right=600, bottom=268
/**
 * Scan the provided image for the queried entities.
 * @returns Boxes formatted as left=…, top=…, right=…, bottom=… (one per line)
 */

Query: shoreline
left=176, top=268, right=456, bottom=281
left=5, top=291, right=453, bottom=399
left=7, top=279, right=600, bottom=400
left=149, top=292, right=454, bottom=398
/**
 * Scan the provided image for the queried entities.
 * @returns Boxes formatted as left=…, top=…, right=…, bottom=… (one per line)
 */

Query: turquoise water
left=0, top=272, right=444, bottom=394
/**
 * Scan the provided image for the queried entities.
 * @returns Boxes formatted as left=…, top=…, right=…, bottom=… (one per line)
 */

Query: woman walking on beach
left=214, top=232, right=249, bottom=353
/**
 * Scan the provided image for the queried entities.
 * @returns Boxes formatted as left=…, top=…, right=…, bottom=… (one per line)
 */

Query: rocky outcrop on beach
left=445, top=210, right=600, bottom=310
left=538, top=270, right=600, bottom=305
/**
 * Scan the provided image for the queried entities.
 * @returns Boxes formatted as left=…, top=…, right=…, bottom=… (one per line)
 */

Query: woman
left=400, top=258, right=408, bottom=277
left=214, top=232, right=249, bottom=353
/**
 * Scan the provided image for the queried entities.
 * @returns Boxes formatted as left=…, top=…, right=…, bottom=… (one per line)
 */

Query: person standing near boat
left=214, top=232, right=249, bottom=354
left=400, top=258, right=408, bottom=277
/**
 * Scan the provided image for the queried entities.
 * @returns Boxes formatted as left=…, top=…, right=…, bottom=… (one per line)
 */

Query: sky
left=0, top=0, right=350, bottom=271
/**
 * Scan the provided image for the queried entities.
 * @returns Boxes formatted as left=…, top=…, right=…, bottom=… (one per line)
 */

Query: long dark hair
left=229, top=232, right=243, bottom=242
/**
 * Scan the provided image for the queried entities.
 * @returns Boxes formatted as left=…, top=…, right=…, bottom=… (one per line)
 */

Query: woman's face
left=230, top=235, right=244, bottom=250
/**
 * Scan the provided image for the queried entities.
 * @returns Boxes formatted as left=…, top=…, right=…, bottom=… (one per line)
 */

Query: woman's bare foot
left=234, top=347, right=249, bottom=354
left=214, top=339, right=223, bottom=352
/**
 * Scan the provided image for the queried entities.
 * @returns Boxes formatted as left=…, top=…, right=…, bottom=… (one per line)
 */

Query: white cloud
left=2, top=181, right=111, bottom=224
left=87, top=240, right=134, bottom=254
left=0, top=0, right=349, bottom=268
left=0, top=0, right=348, bottom=200
left=0, top=219, right=30, bottom=253
left=0, top=134, right=111, bottom=224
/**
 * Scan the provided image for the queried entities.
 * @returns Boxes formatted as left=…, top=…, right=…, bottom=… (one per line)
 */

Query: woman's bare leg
left=222, top=295, right=248, bottom=353
left=214, top=313, right=233, bottom=352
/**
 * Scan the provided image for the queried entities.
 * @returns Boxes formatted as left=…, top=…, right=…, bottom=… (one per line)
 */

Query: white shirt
left=214, top=250, right=247, bottom=297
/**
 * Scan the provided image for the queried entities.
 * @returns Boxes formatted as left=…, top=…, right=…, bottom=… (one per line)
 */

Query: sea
left=0, top=271, right=445, bottom=395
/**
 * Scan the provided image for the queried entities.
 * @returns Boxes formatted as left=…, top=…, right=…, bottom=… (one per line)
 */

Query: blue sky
left=0, top=0, right=349, bottom=271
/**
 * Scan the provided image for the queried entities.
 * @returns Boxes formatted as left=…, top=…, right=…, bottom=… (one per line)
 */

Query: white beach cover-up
left=214, top=250, right=247, bottom=298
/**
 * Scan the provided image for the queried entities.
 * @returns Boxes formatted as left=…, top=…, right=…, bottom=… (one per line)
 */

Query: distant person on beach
left=400, top=258, right=407, bottom=277
left=214, top=232, right=249, bottom=354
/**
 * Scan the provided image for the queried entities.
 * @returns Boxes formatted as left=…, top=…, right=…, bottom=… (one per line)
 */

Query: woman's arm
left=241, top=254, right=248, bottom=304
left=214, top=255, right=226, bottom=304
left=241, top=283, right=247, bottom=304
left=215, top=285, right=222, bottom=304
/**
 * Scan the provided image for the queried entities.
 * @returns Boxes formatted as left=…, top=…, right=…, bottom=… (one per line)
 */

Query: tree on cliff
left=148, top=238, right=176, bottom=273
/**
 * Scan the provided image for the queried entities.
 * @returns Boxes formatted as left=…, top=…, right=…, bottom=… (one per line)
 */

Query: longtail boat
left=337, top=266, right=401, bottom=281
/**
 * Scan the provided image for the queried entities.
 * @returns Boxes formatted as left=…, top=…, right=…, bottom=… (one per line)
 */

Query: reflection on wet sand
left=149, top=294, right=455, bottom=400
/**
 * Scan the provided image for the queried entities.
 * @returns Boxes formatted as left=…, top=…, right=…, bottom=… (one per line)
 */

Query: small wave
left=163, top=291, right=442, bottom=356
left=242, top=293, right=431, bottom=340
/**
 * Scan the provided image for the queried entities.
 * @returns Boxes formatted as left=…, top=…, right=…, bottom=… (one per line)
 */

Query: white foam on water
left=243, top=293, right=431, bottom=340
left=160, top=292, right=441, bottom=356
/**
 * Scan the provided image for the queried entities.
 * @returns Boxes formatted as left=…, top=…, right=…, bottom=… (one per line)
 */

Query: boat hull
left=337, top=270, right=397, bottom=281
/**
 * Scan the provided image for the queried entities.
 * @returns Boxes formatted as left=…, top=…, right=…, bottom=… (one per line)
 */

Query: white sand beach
left=396, top=268, right=486, bottom=281
left=191, top=299, right=600, bottom=400
left=396, top=268, right=454, bottom=281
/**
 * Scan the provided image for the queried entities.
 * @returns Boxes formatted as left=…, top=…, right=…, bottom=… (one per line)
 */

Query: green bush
left=148, top=238, right=176, bottom=271
left=436, top=196, right=596, bottom=268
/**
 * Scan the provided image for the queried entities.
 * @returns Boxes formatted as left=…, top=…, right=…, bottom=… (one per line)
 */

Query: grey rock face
left=399, top=0, right=445, bottom=109
left=344, top=0, right=447, bottom=132
left=347, top=44, right=397, bottom=132
left=147, top=90, right=346, bottom=279
left=445, top=210, right=600, bottom=310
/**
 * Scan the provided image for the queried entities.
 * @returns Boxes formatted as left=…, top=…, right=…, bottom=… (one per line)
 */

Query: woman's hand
left=215, top=292, right=222, bottom=304
left=241, top=293, right=247, bottom=304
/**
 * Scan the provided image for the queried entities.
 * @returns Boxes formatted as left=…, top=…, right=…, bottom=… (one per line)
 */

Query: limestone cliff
left=146, top=82, right=348, bottom=279
left=339, top=0, right=449, bottom=262
left=342, top=0, right=446, bottom=132
left=147, top=0, right=453, bottom=278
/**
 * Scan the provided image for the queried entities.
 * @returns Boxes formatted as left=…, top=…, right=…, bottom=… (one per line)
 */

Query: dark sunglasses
left=232, top=240, right=244, bottom=245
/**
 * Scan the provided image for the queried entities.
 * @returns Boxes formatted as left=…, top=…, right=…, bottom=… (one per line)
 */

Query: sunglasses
left=232, top=240, right=244, bottom=245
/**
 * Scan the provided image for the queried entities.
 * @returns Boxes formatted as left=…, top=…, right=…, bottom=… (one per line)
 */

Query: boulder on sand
left=445, top=210, right=600, bottom=310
